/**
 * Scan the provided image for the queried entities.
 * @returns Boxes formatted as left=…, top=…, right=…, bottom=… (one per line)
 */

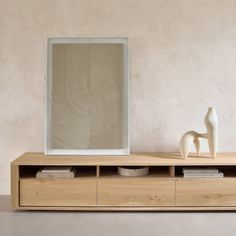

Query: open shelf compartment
left=175, top=165, right=236, bottom=178
left=19, top=165, right=97, bottom=178
left=99, top=166, right=172, bottom=178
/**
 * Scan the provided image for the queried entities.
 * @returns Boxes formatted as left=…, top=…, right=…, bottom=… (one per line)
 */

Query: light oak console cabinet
left=11, top=152, right=236, bottom=211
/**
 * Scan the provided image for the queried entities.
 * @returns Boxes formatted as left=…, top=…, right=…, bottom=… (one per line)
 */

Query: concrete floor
left=1, top=196, right=236, bottom=236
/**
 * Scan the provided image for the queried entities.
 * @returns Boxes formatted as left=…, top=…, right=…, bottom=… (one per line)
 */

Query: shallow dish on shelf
left=118, top=166, right=149, bottom=177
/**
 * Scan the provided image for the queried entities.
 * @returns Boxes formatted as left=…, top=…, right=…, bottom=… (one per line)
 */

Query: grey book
left=182, top=167, right=219, bottom=174
left=36, top=168, right=77, bottom=178
left=41, top=166, right=73, bottom=173
left=183, top=172, right=224, bottom=178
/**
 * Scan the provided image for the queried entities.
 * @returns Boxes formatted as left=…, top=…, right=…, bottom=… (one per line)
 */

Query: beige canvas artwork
left=50, top=43, right=125, bottom=150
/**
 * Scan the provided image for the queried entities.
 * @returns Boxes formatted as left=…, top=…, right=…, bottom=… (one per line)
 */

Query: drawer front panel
left=20, top=179, right=97, bottom=206
left=176, top=179, right=236, bottom=206
left=98, top=179, right=175, bottom=206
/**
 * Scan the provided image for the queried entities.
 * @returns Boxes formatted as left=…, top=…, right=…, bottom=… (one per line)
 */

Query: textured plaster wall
left=1, top=0, right=236, bottom=194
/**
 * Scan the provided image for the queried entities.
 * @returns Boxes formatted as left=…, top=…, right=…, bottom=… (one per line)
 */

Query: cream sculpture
left=179, top=107, right=218, bottom=159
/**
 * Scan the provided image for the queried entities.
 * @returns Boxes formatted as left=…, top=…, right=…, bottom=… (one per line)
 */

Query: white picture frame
left=45, top=38, right=129, bottom=155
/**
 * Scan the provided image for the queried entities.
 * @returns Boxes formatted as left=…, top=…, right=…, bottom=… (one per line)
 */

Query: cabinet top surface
left=11, top=152, right=236, bottom=166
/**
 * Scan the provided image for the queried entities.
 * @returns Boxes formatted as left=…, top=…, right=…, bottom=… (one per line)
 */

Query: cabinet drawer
left=98, top=179, right=175, bottom=206
left=20, top=179, right=97, bottom=206
left=176, top=179, right=236, bottom=206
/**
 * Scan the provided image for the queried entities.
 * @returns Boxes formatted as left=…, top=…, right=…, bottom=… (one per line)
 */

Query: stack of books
left=36, top=166, right=77, bottom=178
left=182, top=167, right=224, bottom=178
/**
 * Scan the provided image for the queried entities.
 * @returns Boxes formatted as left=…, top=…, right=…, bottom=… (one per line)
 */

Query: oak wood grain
left=98, top=179, right=175, bottom=206
left=20, top=179, right=97, bottom=206
left=176, top=179, right=236, bottom=206
left=13, top=206, right=236, bottom=211
left=11, top=152, right=236, bottom=211
left=11, top=164, right=19, bottom=208
left=12, top=152, right=236, bottom=166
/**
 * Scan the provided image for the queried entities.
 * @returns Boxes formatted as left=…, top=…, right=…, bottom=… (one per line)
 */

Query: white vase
left=204, top=107, right=218, bottom=157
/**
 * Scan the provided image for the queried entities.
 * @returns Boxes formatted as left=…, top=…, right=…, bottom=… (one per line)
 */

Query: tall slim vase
left=204, top=107, right=218, bottom=157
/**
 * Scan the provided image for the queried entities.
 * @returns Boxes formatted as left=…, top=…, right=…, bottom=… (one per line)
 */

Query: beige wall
left=1, top=0, right=236, bottom=194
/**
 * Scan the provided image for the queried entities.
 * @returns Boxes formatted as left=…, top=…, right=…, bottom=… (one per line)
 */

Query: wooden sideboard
left=11, top=152, right=236, bottom=211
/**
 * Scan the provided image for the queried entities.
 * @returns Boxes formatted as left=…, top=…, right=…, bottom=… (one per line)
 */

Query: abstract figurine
left=179, top=107, right=218, bottom=159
